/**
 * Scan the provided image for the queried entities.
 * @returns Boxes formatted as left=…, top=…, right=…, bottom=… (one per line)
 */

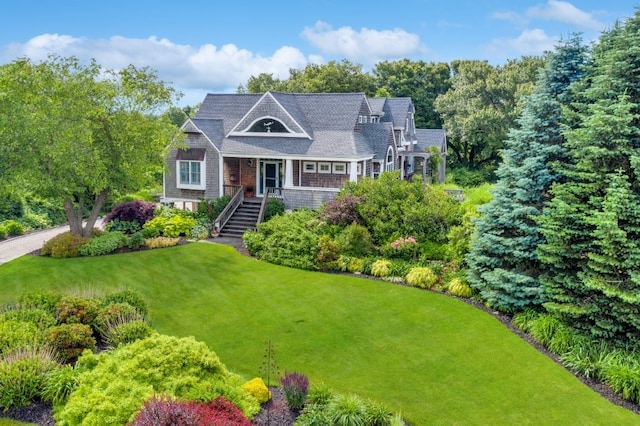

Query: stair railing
left=214, top=185, right=243, bottom=235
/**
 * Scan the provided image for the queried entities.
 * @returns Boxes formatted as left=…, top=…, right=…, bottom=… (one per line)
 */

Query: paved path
left=0, top=220, right=104, bottom=266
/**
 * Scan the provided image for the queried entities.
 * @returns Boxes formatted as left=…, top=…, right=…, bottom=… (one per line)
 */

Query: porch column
left=284, top=159, right=294, bottom=188
left=349, top=161, right=358, bottom=182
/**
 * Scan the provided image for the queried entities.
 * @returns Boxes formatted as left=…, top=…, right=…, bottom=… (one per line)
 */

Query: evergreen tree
left=466, top=36, right=588, bottom=312
left=538, top=13, right=640, bottom=346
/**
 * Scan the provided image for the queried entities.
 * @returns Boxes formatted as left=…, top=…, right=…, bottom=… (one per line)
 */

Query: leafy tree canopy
left=0, top=55, right=184, bottom=237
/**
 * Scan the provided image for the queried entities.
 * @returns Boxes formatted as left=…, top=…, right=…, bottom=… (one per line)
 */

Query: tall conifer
left=466, top=36, right=588, bottom=312
left=538, top=13, right=640, bottom=346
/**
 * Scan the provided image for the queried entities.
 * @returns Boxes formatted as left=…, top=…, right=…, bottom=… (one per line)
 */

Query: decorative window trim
left=303, top=161, right=317, bottom=173
left=177, top=160, right=206, bottom=190
left=332, top=163, right=347, bottom=174
left=318, top=162, right=331, bottom=174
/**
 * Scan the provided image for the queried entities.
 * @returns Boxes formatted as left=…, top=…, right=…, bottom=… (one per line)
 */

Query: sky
left=0, top=1, right=637, bottom=106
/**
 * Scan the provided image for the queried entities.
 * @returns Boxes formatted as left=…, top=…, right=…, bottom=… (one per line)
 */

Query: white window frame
left=177, top=160, right=206, bottom=190
left=303, top=161, right=317, bottom=173
left=318, top=162, right=331, bottom=174
left=385, top=147, right=395, bottom=172
left=332, top=162, right=347, bottom=174
left=347, top=162, right=362, bottom=175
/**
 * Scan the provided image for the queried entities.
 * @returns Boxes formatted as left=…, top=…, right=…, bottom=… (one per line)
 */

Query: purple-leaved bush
left=104, top=200, right=156, bottom=227
left=280, top=371, right=309, bottom=411
left=318, top=195, right=363, bottom=226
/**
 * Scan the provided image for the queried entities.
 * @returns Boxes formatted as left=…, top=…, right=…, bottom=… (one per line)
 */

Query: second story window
left=248, top=118, right=288, bottom=133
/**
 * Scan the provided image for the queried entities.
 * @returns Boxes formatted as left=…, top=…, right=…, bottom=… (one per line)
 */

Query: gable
left=228, top=92, right=310, bottom=138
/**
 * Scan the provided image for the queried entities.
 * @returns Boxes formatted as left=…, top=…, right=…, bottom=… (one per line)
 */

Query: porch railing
left=214, top=185, right=243, bottom=234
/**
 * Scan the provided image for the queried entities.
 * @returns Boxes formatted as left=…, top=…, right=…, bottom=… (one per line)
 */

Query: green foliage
left=189, top=217, right=211, bottom=240
left=197, top=195, right=231, bottom=221
left=41, top=231, right=90, bottom=258
left=55, top=334, right=260, bottom=425
left=0, top=347, right=59, bottom=411
left=466, top=36, right=588, bottom=314
left=264, top=197, right=285, bottom=221
left=343, top=172, right=461, bottom=246
left=0, top=320, right=47, bottom=354
left=316, top=235, right=339, bottom=269
left=43, top=364, right=80, bottom=406
left=127, top=231, right=146, bottom=249
left=46, top=323, right=96, bottom=363
left=600, top=353, right=640, bottom=404
left=2, top=220, right=24, bottom=236
left=0, top=55, right=183, bottom=238
left=0, top=307, right=56, bottom=331
left=104, top=320, right=154, bottom=348
left=79, top=231, right=128, bottom=256
left=405, top=267, right=438, bottom=289
left=281, top=371, right=309, bottom=411
left=105, top=219, right=141, bottom=234
left=328, top=393, right=368, bottom=426
left=144, top=236, right=180, bottom=248
left=18, top=291, right=63, bottom=316
left=100, top=290, right=149, bottom=318
left=243, top=209, right=322, bottom=270
left=144, top=214, right=196, bottom=238
left=0, top=192, right=23, bottom=221
left=335, top=223, right=375, bottom=257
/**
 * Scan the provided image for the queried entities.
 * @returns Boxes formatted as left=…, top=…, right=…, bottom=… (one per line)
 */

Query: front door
left=261, top=161, right=281, bottom=195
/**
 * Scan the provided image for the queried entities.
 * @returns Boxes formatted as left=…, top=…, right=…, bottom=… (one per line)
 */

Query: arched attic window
left=248, top=118, right=289, bottom=133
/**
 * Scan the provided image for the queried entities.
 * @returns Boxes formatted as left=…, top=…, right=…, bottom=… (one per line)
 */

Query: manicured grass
left=0, top=243, right=638, bottom=424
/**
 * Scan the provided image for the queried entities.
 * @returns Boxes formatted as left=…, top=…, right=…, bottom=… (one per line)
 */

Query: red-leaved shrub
left=130, top=395, right=250, bottom=426
left=104, top=200, right=156, bottom=227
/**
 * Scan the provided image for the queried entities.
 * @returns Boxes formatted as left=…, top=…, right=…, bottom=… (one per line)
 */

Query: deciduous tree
left=0, top=55, right=183, bottom=237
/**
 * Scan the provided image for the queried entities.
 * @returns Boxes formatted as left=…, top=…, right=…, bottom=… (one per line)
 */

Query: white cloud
left=300, top=21, right=425, bottom=64
left=527, top=1, right=604, bottom=31
left=486, top=29, right=559, bottom=60
left=1, top=33, right=310, bottom=105
left=491, top=10, right=527, bottom=26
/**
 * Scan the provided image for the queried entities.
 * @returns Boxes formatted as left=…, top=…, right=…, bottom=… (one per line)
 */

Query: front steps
left=217, top=197, right=261, bottom=238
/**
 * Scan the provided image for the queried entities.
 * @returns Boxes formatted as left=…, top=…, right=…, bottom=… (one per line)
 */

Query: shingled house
left=161, top=91, right=446, bottom=213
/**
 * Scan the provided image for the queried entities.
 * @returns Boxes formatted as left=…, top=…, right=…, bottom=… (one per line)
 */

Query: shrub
left=41, top=232, right=90, bottom=258
left=105, top=218, right=142, bottom=234
left=405, top=267, right=438, bottom=289
left=104, top=320, right=154, bottom=348
left=447, top=278, right=473, bottom=298
left=0, top=225, right=6, bottom=239
left=318, top=195, right=363, bottom=226
left=79, top=231, right=128, bottom=256
left=46, top=323, right=96, bottom=363
left=131, top=395, right=201, bottom=426
left=281, top=371, right=309, bottom=411
left=189, top=218, right=211, bottom=240
left=295, top=403, right=332, bottom=426
left=197, top=396, right=251, bottom=425
left=0, top=347, right=59, bottom=410
left=43, top=364, right=80, bottom=406
left=55, top=296, right=100, bottom=326
left=316, top=235, right=339, bottom=268
left=242, top=377, right=271, bottom=404
left=100, top=290, right=149, bottom=318
left=600, top=351, right=640, bottom=403
left=144, top=215, right=196, bottom=238
left=103, top=200, right=156, bottom=230
left=335, top=223, right=375, bottom=257
left=197, top=195, right=231, bottom=221
left=364, top=401, right=393, bottom=426
left=511, top=309, right=541, bottom=333
left=0, top=319, right=47, bottom=354
left=0, top=307, right=57, bottom=331
left=306, top=383, right=334, bottom=407
left=347, top=258, right=366, bottom=274
left=529, top=314, right=564, bottom=348
left=381, top=236, right=418, bottom=261
left=264, top=198, right=285, bottom=221
left=370, top=259, right=391, bottom=278
left=55, top=335, right=260, bottom=425
left=18, top=291, right=63, bottom=316
left=145, top=236, right=180, bottom=249
left=3, top=219, right=25, bottom=236
left=127, top=231, right=146, bottom=249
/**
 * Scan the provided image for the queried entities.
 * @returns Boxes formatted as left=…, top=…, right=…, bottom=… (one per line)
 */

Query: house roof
left=415, top=129, right=447, bottom=154
left=189, top=91, right=432, bottom=160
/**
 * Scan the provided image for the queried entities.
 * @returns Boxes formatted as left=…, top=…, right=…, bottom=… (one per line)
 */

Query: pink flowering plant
left=382, top=235, right=419, bottom=260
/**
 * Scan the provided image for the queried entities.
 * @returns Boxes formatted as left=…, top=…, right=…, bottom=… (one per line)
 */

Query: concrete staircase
left=218, top=197, right=261, bottom=238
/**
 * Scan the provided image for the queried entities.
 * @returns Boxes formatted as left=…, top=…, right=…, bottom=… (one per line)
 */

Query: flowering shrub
left=242, top=377, right=271, bottom=404
left=382, top=236, right=418, bottom=260
left=281, top=371, right=309, bottom=411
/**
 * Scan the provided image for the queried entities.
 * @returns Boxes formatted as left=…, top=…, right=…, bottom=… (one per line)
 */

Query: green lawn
left=0, top=242, right=638, bottom=425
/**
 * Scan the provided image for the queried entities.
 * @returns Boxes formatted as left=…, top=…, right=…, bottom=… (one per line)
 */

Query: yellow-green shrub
left=370, top=259, right=391, bottom=278
left=144, top=236, right=180, bottom=249
left=405, top=267, right=438, bottom=289
left=242, top=377, right=271, bottom=404
left=447, top=278, right=473, bottom=297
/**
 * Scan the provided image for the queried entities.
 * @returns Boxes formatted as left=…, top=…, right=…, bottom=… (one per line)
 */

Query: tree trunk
left=63, top=190, right=108, bottom=237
